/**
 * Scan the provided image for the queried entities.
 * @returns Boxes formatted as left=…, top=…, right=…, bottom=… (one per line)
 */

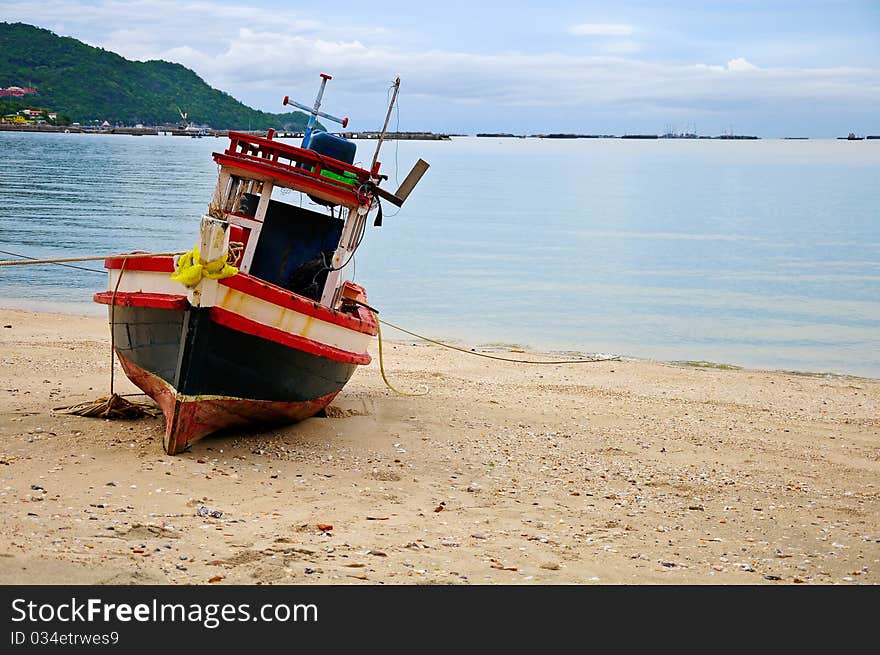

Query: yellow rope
left=370, top=312, right=618, bottom=397
left=374, top=314, right=429, bottom=397
left=377, top=317, right=620, bottom=365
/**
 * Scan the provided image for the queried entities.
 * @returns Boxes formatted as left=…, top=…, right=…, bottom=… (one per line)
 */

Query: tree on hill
left=0, top=22, right=315, bottom=129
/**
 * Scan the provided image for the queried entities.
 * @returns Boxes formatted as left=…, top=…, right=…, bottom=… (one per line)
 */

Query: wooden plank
left=394, top=159, right=429, bottom=203
left=373, top=159, right=430, bottom=206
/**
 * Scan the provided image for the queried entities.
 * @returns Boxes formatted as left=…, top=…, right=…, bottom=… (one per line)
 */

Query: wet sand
left=0, top=308, right=877, bottom=584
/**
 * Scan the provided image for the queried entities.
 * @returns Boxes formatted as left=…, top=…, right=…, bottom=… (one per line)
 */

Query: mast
left=371, top=77, right=401, bottom=171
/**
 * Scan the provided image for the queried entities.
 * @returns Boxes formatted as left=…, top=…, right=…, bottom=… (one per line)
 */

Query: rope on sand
left=53, top=256, right=161, bottom=420
left=7, top=249, right=619, bottom=402
left=363, top=303, right=619, bottom=398
left=53, top=394, right=161, bottom=419
left=376, top=317, right=621, bottom=365
left=374, top=316, right=429, bottom=397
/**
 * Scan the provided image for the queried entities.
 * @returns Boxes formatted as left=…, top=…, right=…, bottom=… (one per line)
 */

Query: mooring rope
left=376, top=317, right=620, bottom=365
left=0, top=251, right=185, bottom=267
left=53, top=253, right=161, bottom=419
left=374, top=317, right=429, bottom=397
left=362, top=303, right=619, bottom=397
left=108, top=257, right=127, bottom=395
left=0, top=248, right=105, bottom=274
left=4, top=251, right=620, bottom=401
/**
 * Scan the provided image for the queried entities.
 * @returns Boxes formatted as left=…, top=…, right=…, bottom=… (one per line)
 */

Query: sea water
left=1, top=132, right=878, bottom=377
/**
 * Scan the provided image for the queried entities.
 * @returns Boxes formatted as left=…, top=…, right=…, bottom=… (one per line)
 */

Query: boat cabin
left=211, top=130, right=381, bottom=309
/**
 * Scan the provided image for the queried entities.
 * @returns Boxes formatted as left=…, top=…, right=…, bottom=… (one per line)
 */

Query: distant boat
left=838, top=132, right=864, bottom=140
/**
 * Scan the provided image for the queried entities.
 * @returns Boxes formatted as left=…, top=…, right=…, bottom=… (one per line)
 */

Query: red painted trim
left=104, top=255, right=175, bottom=272
left=93, top=291, right=189, bottom=310
left=221, top=131, right=378, bottom=179
left=98, top=255, right=377, bottom=336
left=209, top=306, right=371, bottom=366
left=213, top=129, right=395, bottom=207
left=213, top=154, right=361, bottom=208
left=220, top=274, right=378, bottom=336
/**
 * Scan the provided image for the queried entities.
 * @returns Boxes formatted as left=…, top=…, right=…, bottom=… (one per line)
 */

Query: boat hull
left=95, top=257, right=376, bottom=454
left=118, top=352, right=340, bottom=454
left=106, top=303, right=360, bottom=453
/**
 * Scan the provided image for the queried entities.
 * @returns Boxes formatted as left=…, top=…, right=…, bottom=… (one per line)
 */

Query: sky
left=4, top=0, right=880, bottom=136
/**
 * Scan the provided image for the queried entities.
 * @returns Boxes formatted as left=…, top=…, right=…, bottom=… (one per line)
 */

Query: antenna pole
left=282, top=73, right=349, bottom=148
left=371, top=77, right=401, bottom=171
left=303, top=73, right=330, bottom=148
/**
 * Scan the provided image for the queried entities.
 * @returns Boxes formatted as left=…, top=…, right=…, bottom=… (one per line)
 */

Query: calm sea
left=1, top=132, right=878, bottom=377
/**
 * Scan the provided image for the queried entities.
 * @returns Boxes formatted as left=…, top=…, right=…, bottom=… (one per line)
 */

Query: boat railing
left=215, top=131, right=378, bottom=208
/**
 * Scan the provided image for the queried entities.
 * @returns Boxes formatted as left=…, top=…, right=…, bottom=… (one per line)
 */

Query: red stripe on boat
left=104, top=255, right=176, bottom=272
left=220, top=274, right=377, bottom=336
left=209, top=306, right=371, bottom=366
left=224, top=131, right=373, bottom=179
left=213, top=154, right=361, bottom=208
left=93, top=291, right=189, bottom=310
left=100, top=256, right=378, bottom=337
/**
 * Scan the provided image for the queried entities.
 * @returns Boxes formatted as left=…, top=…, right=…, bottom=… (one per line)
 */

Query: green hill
left=0, top=22, right=314, bottom=130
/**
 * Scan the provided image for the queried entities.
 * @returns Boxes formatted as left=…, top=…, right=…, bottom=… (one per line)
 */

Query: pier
left=336, top=131, right=450, bottom=141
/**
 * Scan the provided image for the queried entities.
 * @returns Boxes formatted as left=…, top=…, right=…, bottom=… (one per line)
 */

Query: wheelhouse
left=211, top=130, right=381, bottom=309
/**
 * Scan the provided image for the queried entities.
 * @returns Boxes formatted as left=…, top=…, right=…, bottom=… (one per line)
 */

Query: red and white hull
left=95, top=255, right=376, bottom=454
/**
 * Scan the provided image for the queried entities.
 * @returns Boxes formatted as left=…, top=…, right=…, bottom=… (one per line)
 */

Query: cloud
left=570, top=23, right=635, bottom=37
left=3, top=1, right=878, bottom=132
left=727, top=57, right=758, bottom=72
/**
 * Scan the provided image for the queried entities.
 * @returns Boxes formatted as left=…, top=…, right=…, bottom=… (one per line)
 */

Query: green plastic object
left=318, top=168, right=359, bottom=186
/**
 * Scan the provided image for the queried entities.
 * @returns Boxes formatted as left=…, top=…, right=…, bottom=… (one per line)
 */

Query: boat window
left=223, top=176, right=264, bottom=217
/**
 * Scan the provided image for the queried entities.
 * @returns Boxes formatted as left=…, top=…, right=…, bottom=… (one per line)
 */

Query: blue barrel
left=308, top=130, right=356, bottom=164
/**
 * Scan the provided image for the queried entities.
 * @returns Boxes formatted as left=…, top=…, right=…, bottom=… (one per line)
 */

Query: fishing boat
left=93, top=74, right=428, bottom=454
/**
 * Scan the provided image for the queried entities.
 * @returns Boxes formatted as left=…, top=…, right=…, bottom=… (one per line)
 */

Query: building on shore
left=0, top=86, right=37, bottom=98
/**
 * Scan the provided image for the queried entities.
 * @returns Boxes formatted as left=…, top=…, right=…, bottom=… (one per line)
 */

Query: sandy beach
left=0, top=307, right=877, bottom=585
